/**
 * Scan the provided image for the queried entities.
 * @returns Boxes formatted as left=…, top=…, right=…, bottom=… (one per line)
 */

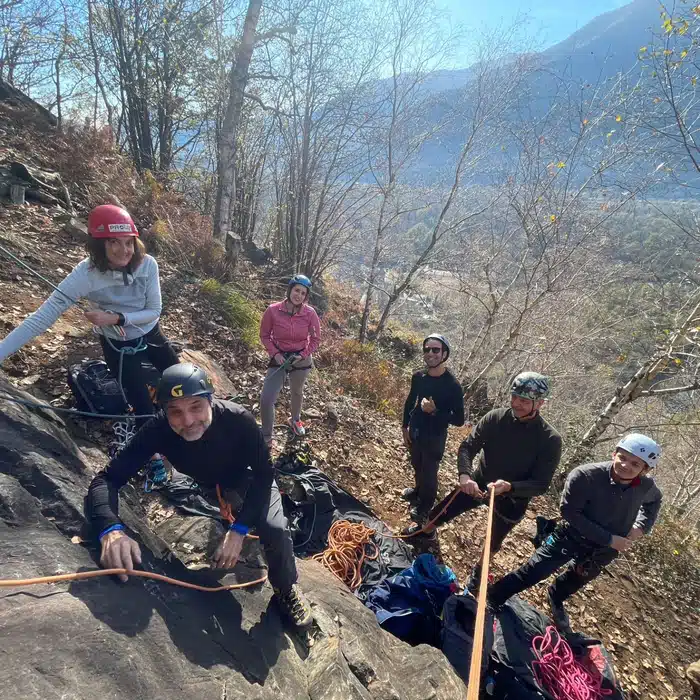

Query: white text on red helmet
left=108, top=223, right=133, bottom=232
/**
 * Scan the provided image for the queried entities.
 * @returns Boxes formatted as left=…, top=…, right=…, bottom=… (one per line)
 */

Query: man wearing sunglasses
left=401, top=334, right=465, bottom=524
left=402, top=371, right=562, bottom=595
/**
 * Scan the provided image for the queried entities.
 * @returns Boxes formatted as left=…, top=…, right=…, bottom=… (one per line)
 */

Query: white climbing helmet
left=615, top=433, right=661, bottom=469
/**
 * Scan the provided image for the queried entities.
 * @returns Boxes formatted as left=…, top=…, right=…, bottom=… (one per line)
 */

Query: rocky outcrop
left=0, top=375, right=465, bottom=700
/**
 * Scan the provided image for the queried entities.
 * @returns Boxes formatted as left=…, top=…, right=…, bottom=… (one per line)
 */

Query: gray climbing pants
left=260, top=357, right=312, bottom=442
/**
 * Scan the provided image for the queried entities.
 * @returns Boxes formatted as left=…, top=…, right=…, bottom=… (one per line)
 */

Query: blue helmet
left=289, top=274, right=312, bottom=290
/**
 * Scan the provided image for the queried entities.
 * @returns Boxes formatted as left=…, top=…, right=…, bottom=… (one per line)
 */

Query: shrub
left=316, top=335, right=409, bottom=416
left=200, top=279, right=262, bottom=348
left=631, top=514, right=700, bottom=601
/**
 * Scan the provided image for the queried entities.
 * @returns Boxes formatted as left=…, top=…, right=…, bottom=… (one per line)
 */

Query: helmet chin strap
left=515, top=396, right=539, bottom=419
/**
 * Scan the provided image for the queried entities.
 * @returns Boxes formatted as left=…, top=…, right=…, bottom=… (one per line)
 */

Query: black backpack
left=67, top=359, right=160, bottom=416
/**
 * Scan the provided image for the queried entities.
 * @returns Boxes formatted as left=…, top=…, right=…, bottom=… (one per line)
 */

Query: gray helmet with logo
left=510, top=372, right=550, bottom=400
left=157, top=363, right=214, bottom=405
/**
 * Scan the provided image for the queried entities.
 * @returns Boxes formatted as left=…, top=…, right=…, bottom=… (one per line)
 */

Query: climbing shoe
left=548, top=586, right=573, bottom=634
left=274, top=584, right=313, bottom=629
left=400, top=522, right=436, bottom=538
left=144, top=457, right=169, bottom=492
left=288, top=418, right=306, bottom=437
left=409, top=506, right=427, bottom=523
left=400, top=487, right=417, bottom=502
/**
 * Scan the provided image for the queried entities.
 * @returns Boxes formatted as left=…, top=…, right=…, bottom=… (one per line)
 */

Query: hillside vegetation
left=0, top=89, right=699, bottom=698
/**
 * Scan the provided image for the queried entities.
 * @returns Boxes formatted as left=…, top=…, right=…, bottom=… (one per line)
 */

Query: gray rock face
left=0, top=376, right=466, bottom=699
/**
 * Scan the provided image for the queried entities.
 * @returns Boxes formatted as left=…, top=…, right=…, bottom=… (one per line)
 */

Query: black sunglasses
left=423, top=346, right=443, bottom=354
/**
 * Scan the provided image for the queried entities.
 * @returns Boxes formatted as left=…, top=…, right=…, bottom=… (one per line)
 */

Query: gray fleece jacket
left=0, top=255, right=162, bottom=362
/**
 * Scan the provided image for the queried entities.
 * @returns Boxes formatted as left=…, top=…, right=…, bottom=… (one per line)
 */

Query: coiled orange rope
left=312, top=489, right=464, bottom=590
left=312, top=520, right=379, bottom=590
left=0, top=569, right=267, bottom=591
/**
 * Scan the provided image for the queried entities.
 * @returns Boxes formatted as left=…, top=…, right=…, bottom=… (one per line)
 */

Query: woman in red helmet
left=0, top=204, right=179, bottom=424
left=259, top=274, right=321, bottom=446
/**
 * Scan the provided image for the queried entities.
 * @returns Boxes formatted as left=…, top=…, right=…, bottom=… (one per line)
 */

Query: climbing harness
left=215, top=484, right=259, bottom=540
left=102, top=335, right=148, bottom=407
left=532, top=626, right=613, bottom=700
left=0, top=568, right=267, bottom=592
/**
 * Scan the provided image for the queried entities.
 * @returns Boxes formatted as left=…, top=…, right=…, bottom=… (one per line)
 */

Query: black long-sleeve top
left=560, top=461, right=662, bottom=547
left=402, top=369, right=465, bottom=440
left=457, top=407, right=562, bottom=500
left=86, top=399, right=272, bottom=535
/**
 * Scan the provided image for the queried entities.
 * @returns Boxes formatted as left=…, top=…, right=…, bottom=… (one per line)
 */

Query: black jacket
left=457, top=408, right=562, bottom=500
left=86, top=399, right=272, bottom=535
left=561, top=461, right=662, bottom=546
left=402, top=369, right=465, bottom=443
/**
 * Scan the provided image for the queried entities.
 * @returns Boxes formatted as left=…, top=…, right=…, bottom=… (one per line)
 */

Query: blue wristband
left=99, top=523, right=125, bottom=541
left=229, top=522, right=250, bottom=536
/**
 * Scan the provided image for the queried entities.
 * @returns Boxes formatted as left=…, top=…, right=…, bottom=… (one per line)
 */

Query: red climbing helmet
left=87, top=205, right=139, bottom=238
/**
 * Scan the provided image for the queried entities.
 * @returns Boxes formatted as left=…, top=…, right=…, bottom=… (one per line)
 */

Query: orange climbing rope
left=389, top=487, right=462, bottom=539
left=312, top=520, right=379, bottom=590
left=0, top=483, right=267, bottom=592
left=0, top=568, right=267, bottom=591
left=312, top=488, right=464, bottom=590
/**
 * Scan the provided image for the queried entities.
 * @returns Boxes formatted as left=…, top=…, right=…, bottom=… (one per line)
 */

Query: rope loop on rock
left=0, top=568, right=267, bottom=591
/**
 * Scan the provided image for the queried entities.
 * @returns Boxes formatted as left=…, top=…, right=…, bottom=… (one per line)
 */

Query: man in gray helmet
left=86, top=362, right=313, bottom=630
left=402, top=372, right=562, bottom=593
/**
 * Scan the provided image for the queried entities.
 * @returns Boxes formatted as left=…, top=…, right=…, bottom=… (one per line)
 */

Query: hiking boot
left=288, top=417, right=306, bottom=437
left=467, top=567, right=495, bottom=597
left=466, top=566, right=480, bottom=595
left=548, top=586, right=573, bottom=634
left=401, top=487, right=418, bottom=502
left=400, top=522, right=436, bottom=538
left=409, top=506, right=427, bottom=523
left=274, top=584, right=313, bottom=629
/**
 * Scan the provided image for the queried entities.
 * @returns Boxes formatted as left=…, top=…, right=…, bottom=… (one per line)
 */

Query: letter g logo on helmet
left=171, top=384, right=184, bottom=398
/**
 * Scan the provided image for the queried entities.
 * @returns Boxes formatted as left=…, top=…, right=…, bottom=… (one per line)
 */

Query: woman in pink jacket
left=259, top=274, right=321, bottom=445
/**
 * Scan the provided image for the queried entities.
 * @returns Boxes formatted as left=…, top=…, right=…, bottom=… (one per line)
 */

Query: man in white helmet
left=487, top=433, right=663, bottom=634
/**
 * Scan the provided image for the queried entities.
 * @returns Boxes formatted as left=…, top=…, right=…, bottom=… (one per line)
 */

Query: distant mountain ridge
left=408, top=0, right=665, bottom=179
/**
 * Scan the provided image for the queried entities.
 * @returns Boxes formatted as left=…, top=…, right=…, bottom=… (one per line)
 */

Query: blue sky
left=440, top=0, right=633, bottom=62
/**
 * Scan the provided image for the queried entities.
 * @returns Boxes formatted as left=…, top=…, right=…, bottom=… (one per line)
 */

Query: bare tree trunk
left=561, top=296, right=700, bottom=475
left=213, top=0, right=262, bottom=241
left=88, top=0, right=113, bottom=131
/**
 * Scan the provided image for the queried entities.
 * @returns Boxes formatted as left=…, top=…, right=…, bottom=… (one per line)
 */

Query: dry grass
left=316, top=334, right=409, bottom=416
